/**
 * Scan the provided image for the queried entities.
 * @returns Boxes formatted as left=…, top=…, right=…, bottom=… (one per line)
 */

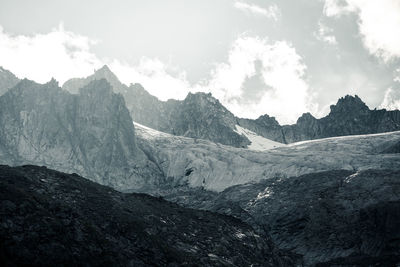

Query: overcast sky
left=1, top=0, right=400, bottom=124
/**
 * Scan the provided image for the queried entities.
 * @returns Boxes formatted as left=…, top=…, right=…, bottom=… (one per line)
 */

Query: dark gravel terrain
left=0, top=165, right=291, bottom=267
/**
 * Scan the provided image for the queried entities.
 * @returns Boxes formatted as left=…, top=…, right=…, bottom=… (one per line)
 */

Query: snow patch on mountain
left=133, top=121, right=172, bottom=139
left=288, top=130, right=400, bottom=147
left=234, top=125, right=286, bottom=151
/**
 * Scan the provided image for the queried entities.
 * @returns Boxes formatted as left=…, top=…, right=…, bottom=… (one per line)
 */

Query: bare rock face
left=237, top=114, right=285, bottom=143
left=0, top=165, right=290, bottom=266
left=167, top=92, right=249, bottom=147
left=0, top=66, right=20, bottom=96
left=62, top=67, right=400, bottom=147
left=63, top=68, right=250, bottom=147
left=0, top=78, right=162, bottom=191
left=162, top=169, right=400, bottom=266
left=282, top=95, right=400, bottom=143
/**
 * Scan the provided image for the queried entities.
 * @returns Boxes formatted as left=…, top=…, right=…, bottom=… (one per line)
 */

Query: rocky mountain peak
left=184, top=92, right=228, bottom=112
left=92, top=65, right=123, bottom=90
left=62, top=65, right=124, bottom=95
left=255, top=114, right=281, bottom=127
left=0, top=78, right=162, bottom=190
left=94, top=65, right=116, bottom=79
left=329, top=94, right=369, bottom=115
left=296, top=112, right=317, bottom=124
left=46, top=77, right=59, bottom=87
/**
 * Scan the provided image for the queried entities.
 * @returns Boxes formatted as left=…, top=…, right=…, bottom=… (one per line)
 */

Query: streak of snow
left=344, top=171, right=360, bottom=183
left=288, top=131, right=400, bottom=147
left=235, top=231, right=246, bottom=239
left=133, top=121, right=172, bottom=139
left=234, top=125, right=285, bottom=151
left=256, top=187, right=273, bottom=200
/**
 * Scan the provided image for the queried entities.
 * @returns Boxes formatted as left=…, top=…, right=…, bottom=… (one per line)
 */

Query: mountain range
left=1, top=65, right=400, bottom=265
left=61, top=65, right=400, bottom=147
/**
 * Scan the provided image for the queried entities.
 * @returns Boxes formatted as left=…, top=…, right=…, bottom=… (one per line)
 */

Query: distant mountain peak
left=297, top=112, right=316, bottom=123
left=93, top=65, right=120, bottom=82
left=46, top=77, right=59, bottom=87
left=185, top=92, right=220, bottom=105
left=329, top=94, right=369, bottom=114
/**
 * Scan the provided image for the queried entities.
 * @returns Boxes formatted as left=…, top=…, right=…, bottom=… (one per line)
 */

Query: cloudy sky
left=0, top=0, right=400, bottom=124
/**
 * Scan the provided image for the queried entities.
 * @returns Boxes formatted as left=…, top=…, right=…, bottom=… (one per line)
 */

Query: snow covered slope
left=134, top=122, right=400, bottom=192
left=234, top=125, right=285, bottom=151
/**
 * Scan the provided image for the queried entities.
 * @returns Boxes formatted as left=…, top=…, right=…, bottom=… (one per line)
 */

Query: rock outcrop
left=0, top=78, right=162, bottom=191
left=63, top=68, right=250, bottom=147
left=282, top=95, right=400, bottom=143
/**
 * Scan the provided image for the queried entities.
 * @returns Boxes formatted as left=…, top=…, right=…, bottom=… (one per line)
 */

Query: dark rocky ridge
left=0, top=78, right=162, bottom=191
left=0, top=164, right=291, bottom=266
left=282, top=95, right=400, bottom=143
left=63, top=66, right=400, bottom=147
left=161, top=169, right=400, bottom=266
left=63, top=66, right=250, bottom=148
left=0, top=66, right=20, bottom=96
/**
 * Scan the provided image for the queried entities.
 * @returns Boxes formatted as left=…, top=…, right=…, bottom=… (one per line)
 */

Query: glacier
left=135, top=122, right=400, bottom=192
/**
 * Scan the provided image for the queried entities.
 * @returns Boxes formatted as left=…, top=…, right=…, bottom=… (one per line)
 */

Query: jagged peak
left=129, top=83, right=145, bottom=90
left=255, top=114, right=281, bottom=126
left=45, top=77, right=59, bottom=87
left=329, top=94, right=369, bottom=114
left=299, top=112, right=316, bottom=119
left=296, top=112, right=317, bottom=124
left=186, top=92, right=217, bottom=102
left=93, top=65, right=120, bottom=83
left=184, top=92, right=224, bottom=108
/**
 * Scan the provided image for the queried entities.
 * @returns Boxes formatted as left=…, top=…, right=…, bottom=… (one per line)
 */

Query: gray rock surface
left=282, top=95, right=400, bottom=143
left=0, top=66, right=19, bottom=96
left=63, top=67, right=250, bottom=147
left=0, top=78, right=162, bottom=191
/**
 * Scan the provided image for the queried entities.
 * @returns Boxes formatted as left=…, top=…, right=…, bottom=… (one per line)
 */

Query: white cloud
left=109, top=58, right=190, bottom=101
left=380, top=69, right=400, bottom=110
left=323, top=0, right=400, bottom=61
left=380, top=87, right=400, bottom=110
left=197, top=36, right=313, bottom=124
left=323, top=0, right=356, bottom=17
left=234, top=1, right=280, bottom=20
left=0, top=23, right=102, bottom=84
left=314, top=22, right=338, bottom=45
left=0, top=23, right=191, bottom=101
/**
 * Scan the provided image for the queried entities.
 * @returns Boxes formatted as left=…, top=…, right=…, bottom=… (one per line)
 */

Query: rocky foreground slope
left=0, top=165, right=292, bottom=266
left=162, top=169, right=400, bottom=266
